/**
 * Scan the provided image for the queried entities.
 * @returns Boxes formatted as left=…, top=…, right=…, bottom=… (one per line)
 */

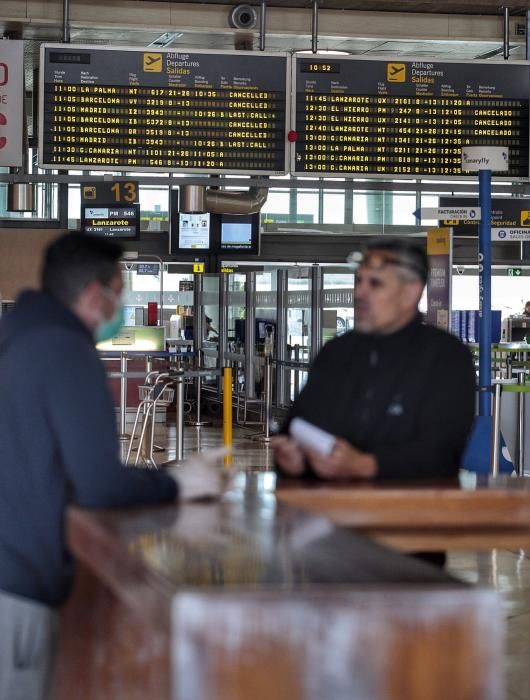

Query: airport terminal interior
left=3, top=0, right=530, bottom=698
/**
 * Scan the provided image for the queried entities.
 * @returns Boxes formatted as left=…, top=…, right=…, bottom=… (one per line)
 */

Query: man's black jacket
left=280, top=315, right=476, bottom=481
left=0, top=291, right=177, bottom=607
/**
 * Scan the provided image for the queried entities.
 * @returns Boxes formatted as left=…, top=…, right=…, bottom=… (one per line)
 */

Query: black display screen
left=219, top=213, right=260, bottom=254
left=40, top=44, right=289, bottom=175
left=300, top=60, right=340, bottom=74
left=81, top=203, right=140, bottom=239
left=294, top=57, right=530, bottom=178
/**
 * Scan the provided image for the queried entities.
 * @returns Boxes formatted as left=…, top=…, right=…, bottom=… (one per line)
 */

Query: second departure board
left=39, top=45, right=289, bottom=175
left=293, top=57, right=530, bottom=178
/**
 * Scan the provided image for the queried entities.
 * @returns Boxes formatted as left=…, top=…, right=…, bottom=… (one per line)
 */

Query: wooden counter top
left=276, top=474, right=530, bottom=551
left=54, top=477, right=503, bottom=700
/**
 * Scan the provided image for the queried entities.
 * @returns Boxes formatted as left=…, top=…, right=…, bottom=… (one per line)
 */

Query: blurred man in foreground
left=0, top=233, right=220, bottom=700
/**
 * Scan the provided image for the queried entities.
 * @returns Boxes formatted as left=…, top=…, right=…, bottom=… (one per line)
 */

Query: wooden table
left=55, top=482, right=502, bottom=700
left=277, top=474, right=530, bottom=552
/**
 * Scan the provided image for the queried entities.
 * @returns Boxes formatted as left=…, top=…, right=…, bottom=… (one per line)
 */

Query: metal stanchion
left=293, top=344, right=300, bottom=398
left=119, top=352, right=130, bottom=441
left=250, top=356, right=273, bottom=443
left=518, top=373, right=526, bottom=477
left=165, top=369, right=185, bottom=465
left=223, top=367, right=233, bottom=466
left=490, top=381, right=502, bottom=476
left=174, top=369, right=185, bottom=462
left=186, top=354, right=211, bottom=427
left=186, top=374, right=211, bottom=427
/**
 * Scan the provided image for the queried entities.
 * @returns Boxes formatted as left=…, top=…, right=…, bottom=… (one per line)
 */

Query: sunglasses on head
left=347, top=250, right=425, bottom=280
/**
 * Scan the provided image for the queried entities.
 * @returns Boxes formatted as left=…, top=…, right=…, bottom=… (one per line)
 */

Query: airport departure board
left=293, top=57, right=530, bottom=178
left=39, top=45, right=289, bottom=174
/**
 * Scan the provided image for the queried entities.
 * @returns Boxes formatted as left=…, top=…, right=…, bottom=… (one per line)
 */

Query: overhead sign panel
left=292, top=56, right=530, bottom=178
left=39, top=44, right=289, bottom=175
left=0, top=40, right=24, bottom=167
left=414, top=206, right=481, bottom=221
left=439, top=197, right=530, bottom=235
left=491, top=227, right=530, bottom=241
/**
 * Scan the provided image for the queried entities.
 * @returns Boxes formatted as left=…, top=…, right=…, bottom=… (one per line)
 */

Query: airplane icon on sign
left=143, top=53, right=162, bottom=72
left=387, top=63, right=406, bottom=82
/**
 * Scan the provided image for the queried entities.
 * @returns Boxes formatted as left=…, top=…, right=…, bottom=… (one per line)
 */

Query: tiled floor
left=127, top=418, right=530, bottom=699
left=448, top=549, right=530, bottom=700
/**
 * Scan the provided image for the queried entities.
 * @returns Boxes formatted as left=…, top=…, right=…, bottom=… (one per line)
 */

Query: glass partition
left=322, top=271, right=354, bottom=344
left=287, top=268, right=312, bottom=398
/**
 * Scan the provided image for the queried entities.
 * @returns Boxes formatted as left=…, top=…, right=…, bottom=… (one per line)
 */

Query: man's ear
left=73, top=280, right=101, bottom=319
left=403, top=280, right=424, bottom=308
left=80, top=280, right=101, bottom=305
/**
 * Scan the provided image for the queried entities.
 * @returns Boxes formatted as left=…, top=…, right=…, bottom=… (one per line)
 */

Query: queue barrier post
left=490, top=382, right=502, bottom=477
left=223, top=367, right=233, bottom=466
left=518, top=373, right=527, bottom=477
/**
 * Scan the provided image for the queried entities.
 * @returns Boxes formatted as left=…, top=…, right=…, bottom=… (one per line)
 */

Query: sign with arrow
left=439, top=197, right=530, bottom=236
left=413, top=206, right=481, bottom=221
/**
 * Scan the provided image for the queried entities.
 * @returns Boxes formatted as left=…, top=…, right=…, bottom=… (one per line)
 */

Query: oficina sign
left=0, top=41, right=24, bottom=168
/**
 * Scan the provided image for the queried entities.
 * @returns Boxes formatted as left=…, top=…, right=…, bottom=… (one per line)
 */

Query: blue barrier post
left=478, top=169, right=492, bottom=416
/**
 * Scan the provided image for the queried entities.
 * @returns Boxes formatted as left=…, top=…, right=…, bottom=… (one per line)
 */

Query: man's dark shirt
left=280, top=315, right=476, bottom=480
left=0, top=291, right=177, bottom=607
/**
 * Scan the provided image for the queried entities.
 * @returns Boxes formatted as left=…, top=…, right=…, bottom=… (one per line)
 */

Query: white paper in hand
left=289, top=417, right=336, bottom=457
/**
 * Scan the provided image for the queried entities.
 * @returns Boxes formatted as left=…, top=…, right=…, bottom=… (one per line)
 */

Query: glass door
left=321, top=269, right=355, bottom=345
left=287, top=268, right=312, bottom=399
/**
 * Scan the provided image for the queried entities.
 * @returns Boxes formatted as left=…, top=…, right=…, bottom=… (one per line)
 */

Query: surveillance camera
left=456, top=266, right=465, bottom=275
left=229, top=4, right=258, bottom=30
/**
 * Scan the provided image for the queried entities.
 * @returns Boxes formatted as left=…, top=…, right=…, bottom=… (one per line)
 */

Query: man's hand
left=271, top=434, right=306, bottom=476
left=168, top=449, right=226, bottom=501
left=304, top=438, right=378, bottom=480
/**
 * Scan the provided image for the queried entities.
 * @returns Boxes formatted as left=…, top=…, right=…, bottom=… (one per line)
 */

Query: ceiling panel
left=166, top=0, right=530, bottom=15
left=2, top=1, right=527, bottom=103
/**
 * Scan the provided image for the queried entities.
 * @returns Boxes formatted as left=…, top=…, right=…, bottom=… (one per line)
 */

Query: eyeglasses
left=347, top=250, right=426, bottom=280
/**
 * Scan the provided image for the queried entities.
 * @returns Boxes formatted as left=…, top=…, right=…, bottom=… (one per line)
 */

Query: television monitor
left=219, top=213, right=260, bottom=255
left=234, top=318, right=275, bottom=344
left=177, top=211, right=211, bottom=251
left=171, top=189, right=212, bottom=254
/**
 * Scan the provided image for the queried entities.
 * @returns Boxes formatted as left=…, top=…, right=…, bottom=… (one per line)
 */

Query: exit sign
left=508, top=267, right=522, bottom=276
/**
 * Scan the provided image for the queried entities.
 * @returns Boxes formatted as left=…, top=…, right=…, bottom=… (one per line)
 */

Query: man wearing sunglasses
left=273, top=237, right=475, bottom=483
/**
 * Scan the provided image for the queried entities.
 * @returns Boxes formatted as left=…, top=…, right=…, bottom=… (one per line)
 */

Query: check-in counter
left=54, top=475, right=502, bottom=700
left=96, top=326, right=167, bottom=354
left=98, top=326, right=168, bottom=410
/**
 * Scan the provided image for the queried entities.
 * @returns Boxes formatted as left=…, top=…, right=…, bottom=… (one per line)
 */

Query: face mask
left=95, top=288, right=125, bottom=342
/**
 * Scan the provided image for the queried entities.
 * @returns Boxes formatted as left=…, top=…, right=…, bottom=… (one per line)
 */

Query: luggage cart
left=126, top=372, right=175, bottom=468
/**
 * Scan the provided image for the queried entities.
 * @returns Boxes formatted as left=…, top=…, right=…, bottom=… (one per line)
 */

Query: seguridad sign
left=0, top=41, right=24, bottom=168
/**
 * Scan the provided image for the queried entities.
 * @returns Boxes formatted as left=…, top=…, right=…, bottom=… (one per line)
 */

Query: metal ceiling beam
left=0, top=173, right=528, bottom=197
